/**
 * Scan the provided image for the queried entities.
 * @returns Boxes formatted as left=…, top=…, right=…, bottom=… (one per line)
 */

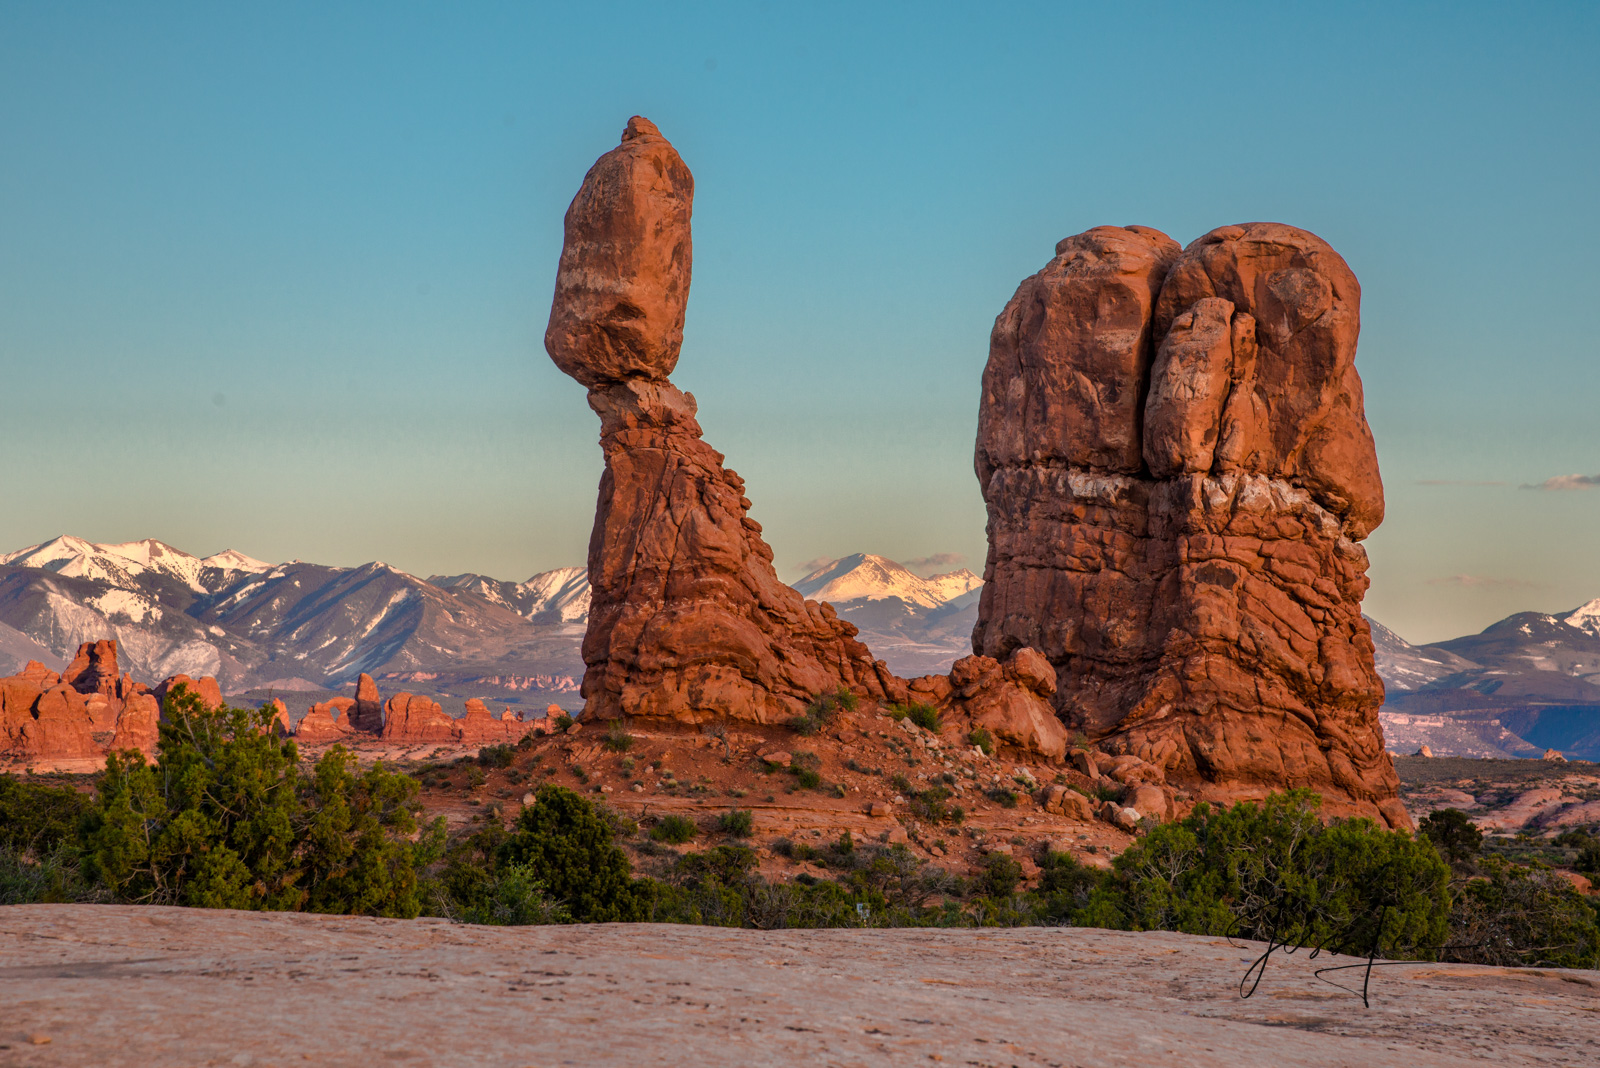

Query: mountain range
left=0, top=536, right=589, bottom=708
left=1372, top=604, right=1600, bottom=760
left=4, top=535, right=1597, bottom=758
left=792, top=554, right=983, bottom=678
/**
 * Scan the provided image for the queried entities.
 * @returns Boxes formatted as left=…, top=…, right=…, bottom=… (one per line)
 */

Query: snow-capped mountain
left=1371, top=608, right=1600, bottom=760
left=1366, top=616, right=1479, bottom=693
left=429, top=566, right=591, bottom=624
left=0, top=535, right=270, bottom=594
left=0, top=536, right=588, bottom=699
left=1562, top=597, right=1600, bottom=639
left=794, top=554, right=983, bottom=677
left=795, top=554, right=981, bottom=610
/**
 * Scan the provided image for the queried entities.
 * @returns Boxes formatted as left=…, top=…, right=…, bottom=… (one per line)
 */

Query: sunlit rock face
left=545, top=117, right=897, bottom=724
left=973, top=222, right=1404, bottom=827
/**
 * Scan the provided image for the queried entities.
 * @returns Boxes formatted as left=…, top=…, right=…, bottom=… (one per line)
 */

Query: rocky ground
left=1395, top=755, right=1600, bottom=879
left=1, top=904, right=1595, bottom=1067
left=350, top=707, right=1137, bottom=882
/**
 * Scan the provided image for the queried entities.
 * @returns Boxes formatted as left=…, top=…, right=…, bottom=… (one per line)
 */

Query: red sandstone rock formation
left=972, top=223, right=1403, bottom=826
left=265, top=698, right=292, bottom=737
left=347, top=674, right=384, bottom=734
left=109, top=693, right=160, bottom=755
left=2, top=647, right=163, bottom=762
left=62, top=639, right=121, bottom=699
left=153, top=674, right=225, bottom=713
left=379, top=693, right=459, bottom=745
left=295, top=697, right=355, bottom=743
left=456, top=698, right=528, bottom=746
left=545, top=117, right=895, bottom=725
left=18, top=685, right=97, bottom=760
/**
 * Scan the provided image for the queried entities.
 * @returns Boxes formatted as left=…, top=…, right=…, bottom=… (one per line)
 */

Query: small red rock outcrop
left=544, top=117, right=896, bottom=725
left=153, top=674, right=225, bottom=713
left=62, top=640, right=121, bottom=699
left=347, top=674, right=384, bottom=734
left=456, top=698, right=528, bottom=746
left=972, top=223, right=1403, bottom=826
left=379, top=693, right=459, bottom=745
left=295, top=697, right=355, bottom=743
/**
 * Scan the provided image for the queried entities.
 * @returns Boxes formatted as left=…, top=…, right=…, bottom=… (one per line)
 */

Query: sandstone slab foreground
left=1, top=906, right=1594, bottom=1067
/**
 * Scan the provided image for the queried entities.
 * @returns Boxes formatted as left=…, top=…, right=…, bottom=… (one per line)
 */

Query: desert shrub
left=0, top=844, right=106, bottom=905
left=465, top=767, right=488, bottom=788
left=80, top=687, right=441, bottom=916
left=967, top=728, right=993, bottom=756
left=602, top=721, right=634, bottom=753
left=598, top=805, right=639, bottom=839
left=889, top=777, right=964, bottom=825
left=651, top=814, right=699, bottom=844
left=650, top=845, right=762, bottom=926
left=1445, top=856, right=1600, bottom=969
left=985, top=787, right=1019, bottom=809
left=456, top=861, right=571, bottom=925
left=1030, top=850, right=1103, bottom=923
left=0, top=776, right=89, bottom=854
left=794, top=767, right=823, bottom=790
left=1420, top=808, right=1483, bottom=871
left=477, top=744, right=516, bottom=769
left=844, top=844, right=962, bottom=909
left=908, top=703, right=941, bottom=732
left=786, top=840, right=821, bottom=862
left=1554, top=829, right=1600, bottom=875
left=553, top=714, right=575, bottom=732
left=742, top=877, right=866, bottom=929
left=1093, top=783, right=1122, bottom=803
left=494, top=785, right=652, bottom=922
left=1075, top=790, right=1450, bottom=959
left=717, top=808, right=754, bottom=837
left=650, top=846, right=868, bottom=929
left=790, top=688, right=857, bottom=735
left=977, top=852, right=1024, bottom=898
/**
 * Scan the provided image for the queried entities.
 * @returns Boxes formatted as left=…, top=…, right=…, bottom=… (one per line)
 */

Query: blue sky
left=1, top=1, right=1596, bottom=644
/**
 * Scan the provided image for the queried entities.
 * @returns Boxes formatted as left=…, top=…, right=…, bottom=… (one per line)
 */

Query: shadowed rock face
left=973, top=223, right=1403, bottom=826
left=546, top=117, right=895, bottom=724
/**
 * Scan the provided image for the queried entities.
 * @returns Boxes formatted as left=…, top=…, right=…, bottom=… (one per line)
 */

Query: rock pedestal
left=545, top=117, right=894, bottom=724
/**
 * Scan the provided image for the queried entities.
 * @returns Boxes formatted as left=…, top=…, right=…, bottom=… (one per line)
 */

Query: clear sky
left=1, top=2, right=1596, bottom=645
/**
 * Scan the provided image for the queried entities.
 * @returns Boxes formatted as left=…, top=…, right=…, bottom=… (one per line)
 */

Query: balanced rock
left=545, top=117, right=892, bottom=724
left=973, top=223, right=1403, bottom=826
